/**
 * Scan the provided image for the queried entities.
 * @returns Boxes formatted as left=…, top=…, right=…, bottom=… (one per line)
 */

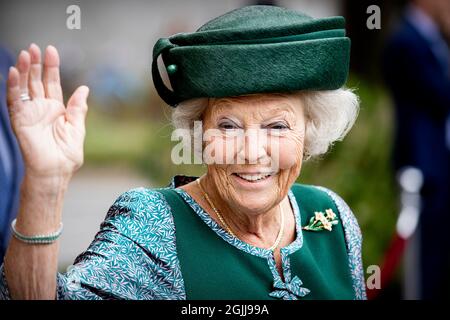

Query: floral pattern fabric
left=0, top=175, right=366, bottom=300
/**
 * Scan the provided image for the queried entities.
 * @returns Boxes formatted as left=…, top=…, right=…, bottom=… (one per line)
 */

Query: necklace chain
left=196, top=178, right=284, bottom=251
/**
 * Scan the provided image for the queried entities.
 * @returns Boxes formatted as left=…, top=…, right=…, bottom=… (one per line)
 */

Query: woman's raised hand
left=3, top=45, right=90, bottom=300
left=7, top=44, right=89, bottom=180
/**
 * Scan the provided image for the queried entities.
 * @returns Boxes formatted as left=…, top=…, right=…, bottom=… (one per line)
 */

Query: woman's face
left=202, top=92, right=306, bottom=216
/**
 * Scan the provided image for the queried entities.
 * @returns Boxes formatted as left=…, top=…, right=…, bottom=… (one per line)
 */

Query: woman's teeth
left=234, top=173, right=273, bottom=182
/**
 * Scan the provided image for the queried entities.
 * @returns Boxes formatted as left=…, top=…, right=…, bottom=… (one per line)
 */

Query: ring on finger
left=19, top=93, right=31, bottom=102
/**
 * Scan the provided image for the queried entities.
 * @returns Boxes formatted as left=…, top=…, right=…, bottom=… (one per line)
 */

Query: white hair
left=171, top=88, right=360, bottom=161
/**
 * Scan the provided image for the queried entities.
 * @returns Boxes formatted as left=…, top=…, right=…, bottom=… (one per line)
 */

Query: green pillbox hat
left=152, top=5, right=351, bottom=107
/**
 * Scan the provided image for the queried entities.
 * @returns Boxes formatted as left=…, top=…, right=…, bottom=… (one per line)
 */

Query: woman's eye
left=268, top=123, right=289, bottom=130
left=218, top=122, right=238, bottom=130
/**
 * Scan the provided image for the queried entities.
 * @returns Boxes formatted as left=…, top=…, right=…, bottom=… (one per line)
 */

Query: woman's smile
left=231, top=171, right=277, bottom=189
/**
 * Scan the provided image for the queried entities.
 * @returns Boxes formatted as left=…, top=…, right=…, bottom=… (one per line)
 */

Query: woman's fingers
left=7, top=67, right=21, bottom=109
left=16, top=50, right=30, bottom=95
left=43, top=45, right=63, bottom=103
left=28, top=43, right=45, bottom=98
left=66, top=85, right=89, bottom=128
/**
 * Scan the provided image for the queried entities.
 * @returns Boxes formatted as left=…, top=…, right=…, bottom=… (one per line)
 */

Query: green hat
left=152, top=5, right=350, bottom=107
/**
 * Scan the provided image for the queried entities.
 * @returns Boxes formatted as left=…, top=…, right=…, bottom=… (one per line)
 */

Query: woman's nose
left=238, top=128, right=270, bottom=164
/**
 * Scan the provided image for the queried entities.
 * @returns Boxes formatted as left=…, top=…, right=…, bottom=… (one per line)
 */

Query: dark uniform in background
left=383, top=4, right=450, bottom=299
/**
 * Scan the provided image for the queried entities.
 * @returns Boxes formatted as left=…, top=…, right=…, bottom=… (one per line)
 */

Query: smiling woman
left=1, top=5, right=366, bottom=300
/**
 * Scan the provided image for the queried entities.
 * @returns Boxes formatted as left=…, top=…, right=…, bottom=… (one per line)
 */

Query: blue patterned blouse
left=0, top=175, right=366, bottom=300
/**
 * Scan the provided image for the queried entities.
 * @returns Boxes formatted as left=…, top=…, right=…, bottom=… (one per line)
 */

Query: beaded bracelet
left=11, top=219, right=63, bottom=244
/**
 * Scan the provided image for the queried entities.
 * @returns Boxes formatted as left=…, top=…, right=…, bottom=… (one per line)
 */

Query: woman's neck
left=199, top=174, right=286, bottom=246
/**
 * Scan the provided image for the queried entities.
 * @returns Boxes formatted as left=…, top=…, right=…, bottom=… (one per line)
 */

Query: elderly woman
left=0, top=5, right=365, bottom=300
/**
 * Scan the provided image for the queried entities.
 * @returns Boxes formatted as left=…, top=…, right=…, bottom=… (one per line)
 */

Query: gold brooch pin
left=302, top=209, right=339, bottom=232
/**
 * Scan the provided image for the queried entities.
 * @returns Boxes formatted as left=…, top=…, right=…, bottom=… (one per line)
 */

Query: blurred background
left=1, top=0, right=449, bottom=299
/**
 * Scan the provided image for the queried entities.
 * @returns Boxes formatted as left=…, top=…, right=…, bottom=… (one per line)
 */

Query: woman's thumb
left=66, top=85, right=89, bottom=127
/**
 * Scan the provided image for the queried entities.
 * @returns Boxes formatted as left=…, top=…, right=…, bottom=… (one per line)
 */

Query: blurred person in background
left=383, top=0, right=450, bottom=299
left=0, top=46, right=23, bottom=265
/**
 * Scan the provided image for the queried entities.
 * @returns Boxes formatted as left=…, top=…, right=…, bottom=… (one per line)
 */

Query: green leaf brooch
left=302, top=209, right=339, bottom=232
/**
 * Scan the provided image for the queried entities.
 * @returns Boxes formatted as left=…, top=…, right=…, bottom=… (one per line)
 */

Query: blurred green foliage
left=84, top=76, right=399, bottom=271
